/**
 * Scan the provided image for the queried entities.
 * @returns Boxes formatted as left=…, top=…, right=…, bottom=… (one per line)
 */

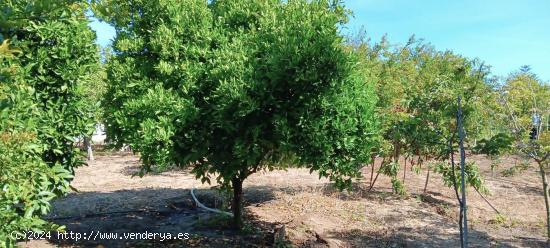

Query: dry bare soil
left=21, top=152, right=548, bottom=247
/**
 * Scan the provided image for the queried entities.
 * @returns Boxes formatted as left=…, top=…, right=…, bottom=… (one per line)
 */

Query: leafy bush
left=0, top=84, right=70, bottom=246
left=0, top=39, right=69, bottom=247
left=433, top=161, right=488, bottom=194
left=379, top=161, right=405, bottom=194
left=4, top=1, right=99, bottom=175
left=473, top=133, right=513, bottom=157
left=1, top=1, right=99, bottom=245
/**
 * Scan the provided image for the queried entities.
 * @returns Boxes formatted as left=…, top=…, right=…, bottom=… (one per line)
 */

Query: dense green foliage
left=81, top=53, right=107, bottom=124
left=0, top=40, right=67, bottom=246
left=95, top=0, right=378, bottom=227
left=0, top=1, right=99, bottom=246
left=473, top=133, right=513, bottom=158
left=433, top=161, right=488, bottom=194
left=354, top=36, right=494, bottom=193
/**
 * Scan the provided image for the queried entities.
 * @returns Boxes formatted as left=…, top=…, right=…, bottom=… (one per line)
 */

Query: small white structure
left=91, top=124, right=107, bottom=144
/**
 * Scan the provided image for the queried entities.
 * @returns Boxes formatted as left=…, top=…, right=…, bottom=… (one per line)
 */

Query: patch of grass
left=240, top=222, right=261, bottom=235
left=415, top=194, right=426, bottom=202
left=194, top=214, right=233, bottom=229
left=489, top=214, right=507, bottom=226
left=536, top=218, right=546, bottom=230
left=274, top=239, right=293, bottom=248
left=470, top=217, right=480, bottom=225
left=435, top=204, right=452, bottom=217
left=488, top=214, right=520, bottom=228
left=490, top=159, right=501, bottom=176
left=193, top=214, right=264, bottom=236
left=509, top=218, right=520, bottom=228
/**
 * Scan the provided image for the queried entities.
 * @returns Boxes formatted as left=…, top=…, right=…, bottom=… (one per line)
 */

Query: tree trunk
left=369, top=157, right=385, bottom=191
left=370, top=159, right=375, bottom=185
left=369, top=169, right=381, bottom=191
left=231, top=177, right=244, bottom=230
left=403, top=157, right=407, bottom=183
left=393, top=142, right=400, bottom=163
left=538, top=162, right=550, bottom=240
left=423, top=168, right=430, bottom=194
left=84, top=136, right=93, bottom=161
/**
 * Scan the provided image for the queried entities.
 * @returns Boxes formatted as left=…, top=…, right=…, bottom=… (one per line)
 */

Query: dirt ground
left=19, top=152, right=548, bottom=247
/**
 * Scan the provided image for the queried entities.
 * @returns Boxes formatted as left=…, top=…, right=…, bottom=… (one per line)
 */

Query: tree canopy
left=95, top=0, right=378, bottom=228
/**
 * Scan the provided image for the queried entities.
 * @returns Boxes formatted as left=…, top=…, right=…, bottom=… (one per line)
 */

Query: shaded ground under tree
left=19, top=153, right=549, bottom=247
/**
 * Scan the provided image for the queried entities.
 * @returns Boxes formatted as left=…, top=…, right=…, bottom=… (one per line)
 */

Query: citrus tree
left=2, top=0, right=100, bottom=174
left=0, top=1, right=99, bottom=245
left=0, top=39, right=67, bottom=247
left=94, top=0, right=378, bottom=229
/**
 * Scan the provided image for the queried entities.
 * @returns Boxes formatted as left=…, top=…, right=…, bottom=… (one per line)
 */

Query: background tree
left=496, top=68, right=550, bottom=239
left=80, top=51, right=108, bottom=161
left=353, top=36, right=493, bottom=194
left=94, top=0, right=378, bottom=229
left=0, top=1, right=99, bottom=245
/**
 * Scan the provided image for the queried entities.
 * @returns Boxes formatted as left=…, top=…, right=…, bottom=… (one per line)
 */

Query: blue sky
left=89, top=0, right=550, bottom=81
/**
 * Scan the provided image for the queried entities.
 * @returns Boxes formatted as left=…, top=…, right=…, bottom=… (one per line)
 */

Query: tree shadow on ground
left=315, top=182, right=456, bottom=205
left=516, top=184, right=544, bottom=197
left=327, top=228, right=548, bottom=248
left=340, top=204, right=500, bottom=247
left=314, top=182, right=548, bottom=248
left=119, top=159, right=196, bottom=177
left=28, top=187, right=282, bottom=248
left=18, top=183, right=548, bottom=247
left=329, top=228, right=546, bottom=248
